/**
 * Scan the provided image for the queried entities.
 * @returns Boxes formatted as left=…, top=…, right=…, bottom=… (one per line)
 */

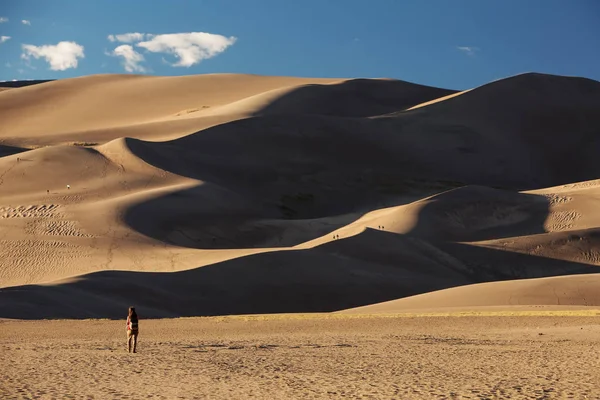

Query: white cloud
left=108, top=33, right=146, bottom=43
left=105, top=31, right=236, bottom=71
left=111, top=44, right=147, bottom=72
left=0, top=17, right=8, bottom=23
left=0, top=36, right=10, bottom=43
left=136, top=32, right=236, bottom=67
left=21, top=41, right=85, bottom=71
left=457, top=46, right=479, bottom=56
left=22, top=19, right=31, bottom=25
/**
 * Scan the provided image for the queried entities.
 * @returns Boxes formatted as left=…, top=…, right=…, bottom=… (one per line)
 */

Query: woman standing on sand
left=126, top=307, right=139, bottom=353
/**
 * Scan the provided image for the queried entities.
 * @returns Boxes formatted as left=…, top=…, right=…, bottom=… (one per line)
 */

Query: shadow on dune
left=120, top=119, right=467, bottom=249
left=0, top=79, right=54, bottom=88
left=123, top=182, right=365, bottom=249
left=2, top=228, right=599, bottom=319
left=0, top=144, right=28, bottom=158
left=406, top=186, right=552, bottom=242
left=119, top=73, right=600, bottom=249
left=252, top=78, right=457, bottom=118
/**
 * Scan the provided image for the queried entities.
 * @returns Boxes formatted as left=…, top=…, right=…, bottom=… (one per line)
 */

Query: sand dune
left=1, top=227, right=598, bottom=319
left=1, top=72, right=600, bottom=318
left=0, top=74, right=334, bottom=144
left=405, top=89, right=470, bottom=110
left=341, top=274, right=600, bottom=313
left=0, top=74, right=454, bottom=145
left=208, top=78, right=458, bottom=118
left=123, top=72, right=600, bottom=193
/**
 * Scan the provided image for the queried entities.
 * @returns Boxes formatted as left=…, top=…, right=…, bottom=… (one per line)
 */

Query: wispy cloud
left=106, top=31, right=237, bottom=70
left=21, top=41, right=85, bottom=71
left=21, top=19, right=31, bottom=25
left=457, top=46, right=479, bottom=56
left=0, top=36, right=10, bottom=43
left=107, top=33, right=146, bottom=43
left=110, top=44, right=147, bottom=72
left=5, top=62, right=11, bottom=68
left=0, top=17, right=8, bottom=23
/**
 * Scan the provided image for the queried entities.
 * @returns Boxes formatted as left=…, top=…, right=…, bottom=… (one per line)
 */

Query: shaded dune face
left=0, top=230, right=597, bottom=319
left=252, top=78, right=458, bottom=117
left=0, top=144, right=28, bottom=157
left=0, top=79, right=54, bottom=88
left=1, top=72, right=600, bottom=318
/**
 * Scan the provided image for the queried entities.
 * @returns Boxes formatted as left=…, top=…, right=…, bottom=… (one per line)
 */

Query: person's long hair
left=128, top=306, right=138, bottom=322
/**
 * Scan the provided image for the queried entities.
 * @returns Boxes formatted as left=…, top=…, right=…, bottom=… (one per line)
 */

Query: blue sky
left=0, top=0, right=598, bottom=90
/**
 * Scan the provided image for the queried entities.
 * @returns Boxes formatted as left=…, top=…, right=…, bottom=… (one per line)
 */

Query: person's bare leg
left=132, top=334, right=138, bottom=353
left=127, top=333, right=132, bottom=353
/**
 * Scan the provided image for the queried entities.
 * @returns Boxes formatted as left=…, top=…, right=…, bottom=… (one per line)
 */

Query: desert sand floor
left=2, top=312, right=600, bottom=400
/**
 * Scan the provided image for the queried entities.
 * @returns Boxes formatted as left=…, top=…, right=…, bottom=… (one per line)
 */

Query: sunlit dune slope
left=0, top=74, right=455, bottom=145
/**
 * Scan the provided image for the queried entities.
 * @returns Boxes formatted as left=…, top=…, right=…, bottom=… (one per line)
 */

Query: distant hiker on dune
left=126, top=306, right=139, bottom=353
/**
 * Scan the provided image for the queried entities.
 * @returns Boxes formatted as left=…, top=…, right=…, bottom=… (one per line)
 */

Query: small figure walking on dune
left=126, top=306, right=139, bottom=353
